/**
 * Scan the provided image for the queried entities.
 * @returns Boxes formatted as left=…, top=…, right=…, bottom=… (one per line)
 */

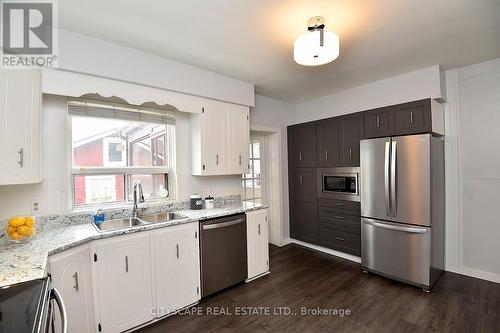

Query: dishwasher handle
left=51, top=288, right=67, bottom=333
left=202, top=218, right=245, bottom=230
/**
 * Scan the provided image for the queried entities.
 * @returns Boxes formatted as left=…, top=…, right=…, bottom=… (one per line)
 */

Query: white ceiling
left=59, top=0, right=500, bottom=103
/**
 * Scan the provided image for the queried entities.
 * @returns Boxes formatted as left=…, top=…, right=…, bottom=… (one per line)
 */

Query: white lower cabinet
left=152, top=222, right=201, bottom=317
left=48, top=245, right=95, bottom=333
left=92, top=232, right=154, bottom=333
left=246, top=209, right=270, bottom=280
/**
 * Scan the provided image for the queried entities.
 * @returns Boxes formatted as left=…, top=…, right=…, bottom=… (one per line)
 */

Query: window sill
left=71, top=198, right=176, bottom=215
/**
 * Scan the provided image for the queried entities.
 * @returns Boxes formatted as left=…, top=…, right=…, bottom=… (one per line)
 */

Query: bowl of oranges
left=6, top=216, right=36, bottom=242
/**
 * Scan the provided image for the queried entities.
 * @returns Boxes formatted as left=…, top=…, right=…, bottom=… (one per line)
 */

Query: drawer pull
left=333, top=202, right=344, bottom=206
left=335, top=237, right=345, bottom=241
left=334, top=216, right=345, bottom=220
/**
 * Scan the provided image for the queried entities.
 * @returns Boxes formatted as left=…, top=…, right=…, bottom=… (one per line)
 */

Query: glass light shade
left=293, top=30, right=340, bottom=66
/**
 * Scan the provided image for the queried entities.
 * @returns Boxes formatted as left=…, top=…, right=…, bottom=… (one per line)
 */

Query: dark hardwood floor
left=139, top=244, right=500, bottom=333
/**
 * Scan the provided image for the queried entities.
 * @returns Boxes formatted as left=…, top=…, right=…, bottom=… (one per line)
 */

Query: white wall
left=57, top=30, right=254, bottom=107
left=250, top=95, right=296, bottom=241
left=444, top=58, right=500, bottom=283
left=0, top=95, right=241, bottom=221
left=294, top=65, right=445, bottom=123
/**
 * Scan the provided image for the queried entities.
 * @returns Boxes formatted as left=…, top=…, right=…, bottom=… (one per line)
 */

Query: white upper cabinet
left=246, top=209, right=270, bottom=280
left=0, top=70, right=42, bottom=185
left=227, top=104, right=250, bottom=174
left=152, top=222, right=200, bottom=317
left=191, top=100, right=249, bottom=175
left=49, top=245, right=95, bottom=333
left=92, top=232, right=154, bottom=333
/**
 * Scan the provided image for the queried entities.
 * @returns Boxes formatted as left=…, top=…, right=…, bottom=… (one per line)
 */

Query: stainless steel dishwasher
left=200, top=214, right=247, bottom=297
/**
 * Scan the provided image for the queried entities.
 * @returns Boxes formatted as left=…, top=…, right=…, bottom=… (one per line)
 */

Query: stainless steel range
left=360, top=133, right=445, bottom=290
left=0, top=277, right=67, bottom=333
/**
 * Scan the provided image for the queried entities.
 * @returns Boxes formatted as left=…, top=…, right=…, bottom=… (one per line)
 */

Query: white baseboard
left=446, top=265, right=500, bottom=284
left=283, top=238, right=361, bottom=264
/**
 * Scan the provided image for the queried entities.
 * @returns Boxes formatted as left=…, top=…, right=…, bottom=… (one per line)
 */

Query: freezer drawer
left=361, top=218, right=431, bottom=287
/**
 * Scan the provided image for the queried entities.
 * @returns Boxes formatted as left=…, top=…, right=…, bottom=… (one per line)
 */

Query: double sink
left=93, top=212, right=188, bottom=232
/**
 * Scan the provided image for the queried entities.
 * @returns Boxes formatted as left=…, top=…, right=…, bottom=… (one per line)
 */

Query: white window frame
left=242, top=136, right=266, bottom=204
left=68, top=116, right=176, bottom=211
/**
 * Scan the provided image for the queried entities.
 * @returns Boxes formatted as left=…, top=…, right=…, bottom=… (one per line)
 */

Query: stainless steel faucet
left=132, top=181, right=145, bottom=218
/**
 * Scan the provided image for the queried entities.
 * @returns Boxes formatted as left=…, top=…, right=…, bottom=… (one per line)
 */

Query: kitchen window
left=242, top=137, right=265, bottom=204
left=68, top=98, right=175, bottom=209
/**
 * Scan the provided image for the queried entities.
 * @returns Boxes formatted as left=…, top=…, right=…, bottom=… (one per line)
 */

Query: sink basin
left=93, top=217, right=144, bottom=232
left=139, top=212, right=188, bottom=224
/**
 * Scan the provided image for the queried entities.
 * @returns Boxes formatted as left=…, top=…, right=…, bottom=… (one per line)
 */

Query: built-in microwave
left=317, top=167, right=360, bottom=201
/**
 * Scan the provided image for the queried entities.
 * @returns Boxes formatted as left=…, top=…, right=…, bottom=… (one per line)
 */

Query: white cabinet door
left=48, top=245, right=95, bottom=333
left=227, top=105, right=249, bottom=174
left=202, top=105, right=227, bottom=175
left=246, top=209, right=270, bottom=279
left=152, top=222, right=200, bottom=317
left=93, top=232, right=153, bottom=333
left=0, top=69, right=41, bottom=185
left=191, top=100, right=250, bottom=176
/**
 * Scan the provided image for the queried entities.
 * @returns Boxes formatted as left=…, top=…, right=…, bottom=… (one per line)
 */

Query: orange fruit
left=9, top=216, right=25, bottom=228
left=25, top=217, right=34, bottom=228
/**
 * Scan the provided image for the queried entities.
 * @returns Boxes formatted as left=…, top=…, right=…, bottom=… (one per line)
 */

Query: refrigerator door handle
left=391, top=141, right=397, bottom=217
left=384, top=141, right=391, bottom=216
left=363, top=219, right=428, bottom=234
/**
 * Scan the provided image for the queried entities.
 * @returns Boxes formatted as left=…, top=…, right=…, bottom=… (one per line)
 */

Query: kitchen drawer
left=318, top=198, right=360, bottom=211
left=319, top=215, right=360, bottom=234
left=319, top=226, right=361, bottom=256
left=318, top=199, right=360, bottom=216
left=319, top=206, right=361, bottom=219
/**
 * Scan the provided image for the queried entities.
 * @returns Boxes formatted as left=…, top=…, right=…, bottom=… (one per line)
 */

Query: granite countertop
left=0, top=201, right=266, bottom=288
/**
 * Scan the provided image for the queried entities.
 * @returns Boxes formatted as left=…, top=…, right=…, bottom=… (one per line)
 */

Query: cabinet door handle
left=335, top=237, right=345, bottom=241
left=216, top=154, right=219, bottom=165
left=325, top=150, right=328, bottom=160
left=299, top=152, right=302, bottom=161
left=72, top=272, right=79, bottom=291
left=299, top=175, right=303, bottom=184
left=258, top=224, right=261, bottom=235
left=349, top=148, right=352, bottom=159
left=376, top=116, right=380, bottom=128
left=176, top=244, right=180, bottom=259
left=334, top=216, right=345, bottom=220
left=18, top=148, right=24, bottom=167
left=125, top=256, right=129, bottom=273
left=239, top=155, right=242, bottom=165
left=410, top=111, right=414, bottom=124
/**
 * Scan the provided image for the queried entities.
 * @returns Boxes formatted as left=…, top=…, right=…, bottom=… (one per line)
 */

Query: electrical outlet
left=32, top=200, right=40, bottom=214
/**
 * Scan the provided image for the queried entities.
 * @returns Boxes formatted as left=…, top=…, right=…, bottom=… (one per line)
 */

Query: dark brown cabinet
left=316, top=118, right=340, bottom=167
left=394, top=99, right=432, bottom=135
left=290, top=201, right=318, bottom=244
left=289, top=168, right=318, bottom=244
left=289, top=168, right=317, bottom=202
left=318, top=199, right=361, bottom=256
left=339, top=112, right=364, bottom=167
left=364, top=106, right=395, bottom=138
left=288, top=123, right=317, bottom=167
left=287, top=98, right=443, bottom=256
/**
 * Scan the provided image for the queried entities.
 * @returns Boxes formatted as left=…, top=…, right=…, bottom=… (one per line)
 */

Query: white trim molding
left=283, top=238, right=361, bottom=264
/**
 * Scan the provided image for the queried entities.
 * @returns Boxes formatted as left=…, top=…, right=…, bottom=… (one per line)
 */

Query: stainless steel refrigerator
left=360, top=133, right=445, bottom=290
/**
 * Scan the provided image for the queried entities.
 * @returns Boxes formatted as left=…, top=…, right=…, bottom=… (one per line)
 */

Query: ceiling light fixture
left=294, top=16, right=339, bottom=66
